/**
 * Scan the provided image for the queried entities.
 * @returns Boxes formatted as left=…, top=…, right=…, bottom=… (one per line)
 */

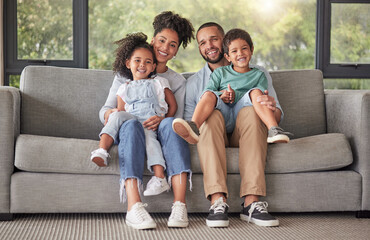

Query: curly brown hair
left=152, top=11, right=194, bottom=49
left=113, top=32, right=157, bottom=79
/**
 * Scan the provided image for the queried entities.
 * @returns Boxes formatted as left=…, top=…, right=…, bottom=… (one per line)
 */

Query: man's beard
left=201, top=49, right=224, bottom=64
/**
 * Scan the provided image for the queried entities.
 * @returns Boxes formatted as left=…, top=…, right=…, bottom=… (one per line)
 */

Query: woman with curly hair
left=98, top=11, right=194, bottom=230
left=92, top=32, right=177, bottom=229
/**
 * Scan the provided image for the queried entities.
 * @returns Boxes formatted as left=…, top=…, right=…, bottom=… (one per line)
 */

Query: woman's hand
left=104, top=108, right=120, bottom=125
left=256, top=90, right=276, bottom=112
left=143, top=115, right=165, bottom=131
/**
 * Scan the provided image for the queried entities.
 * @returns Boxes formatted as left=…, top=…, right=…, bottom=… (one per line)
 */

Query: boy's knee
left=202, top=91, right=217, bottom=102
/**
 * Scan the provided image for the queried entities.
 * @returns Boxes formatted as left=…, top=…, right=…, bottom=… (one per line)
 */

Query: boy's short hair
left=196, top=22, right=225, bottom=37
left=223, top=28, right=254, bottom=55
left=152, top=11, right=194, bottom=49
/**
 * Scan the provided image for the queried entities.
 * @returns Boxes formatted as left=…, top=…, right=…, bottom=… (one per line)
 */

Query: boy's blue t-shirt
left=205, top=64, right=268, bottom=103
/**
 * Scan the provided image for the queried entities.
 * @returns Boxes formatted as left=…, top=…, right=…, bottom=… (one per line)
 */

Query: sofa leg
left=0, top=213, right=13, bottom=221
left=356, top=211, right=370, bottom=218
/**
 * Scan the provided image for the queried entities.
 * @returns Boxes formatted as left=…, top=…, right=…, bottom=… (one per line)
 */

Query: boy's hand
left=220, top=84, right=235, bottom=103
left=256, top=90, right=276, bottom=112
left=143, top=115, right=165, bottom=131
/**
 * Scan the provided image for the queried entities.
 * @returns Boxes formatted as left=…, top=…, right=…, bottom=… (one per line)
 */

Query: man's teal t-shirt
left=205, top=64, right=268, bottom=103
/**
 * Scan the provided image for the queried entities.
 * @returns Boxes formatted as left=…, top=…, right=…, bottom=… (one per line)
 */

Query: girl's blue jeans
left=117, top=117, right=191, bottom=203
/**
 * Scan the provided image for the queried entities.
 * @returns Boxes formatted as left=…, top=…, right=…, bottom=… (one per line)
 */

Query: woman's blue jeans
left=117, top=117, right=191, bottom=203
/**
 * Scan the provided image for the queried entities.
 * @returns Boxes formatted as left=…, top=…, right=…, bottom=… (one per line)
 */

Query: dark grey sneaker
left=267, top=126, right=292, bottom=143
left=206, top=197, right=229, bottom=228
left=172, top=118, right=200, bottom=144
left=240, top=201, right=279, bottom=227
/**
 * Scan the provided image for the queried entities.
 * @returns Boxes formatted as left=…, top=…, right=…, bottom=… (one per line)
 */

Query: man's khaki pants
left=197, top=107, right=268, bottom=200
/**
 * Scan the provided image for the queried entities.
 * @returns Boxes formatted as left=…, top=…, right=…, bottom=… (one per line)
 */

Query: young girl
left=91, top=32, right=177, bottom=199
left=173, top=28, right=291, bottom=144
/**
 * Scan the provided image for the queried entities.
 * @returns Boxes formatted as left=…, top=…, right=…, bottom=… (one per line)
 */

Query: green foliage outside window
left=9, top=75, right=21, bottom=88
left=14, top=0, right=369, bottom=89
left=17, top=0, right=73, bottom=60
left=88, top=0, right=317, bottom=73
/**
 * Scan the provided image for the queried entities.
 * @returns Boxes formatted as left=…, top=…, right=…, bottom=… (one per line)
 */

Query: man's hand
left=220, top=84, right=235, bottom=104
left=256, top=90, right=276, bottom=112
left=104, top=108, right=120, bottom=125
left=143, top=115, right=165, bottom=131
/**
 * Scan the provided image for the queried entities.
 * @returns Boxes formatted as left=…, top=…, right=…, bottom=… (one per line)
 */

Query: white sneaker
left=168, top=201, right=189, bottom=228
left=126, top=202, right=156, bottom=230
left=91, top=148, right=110, bottom=167
left=143, top=176, right=170, bottom=196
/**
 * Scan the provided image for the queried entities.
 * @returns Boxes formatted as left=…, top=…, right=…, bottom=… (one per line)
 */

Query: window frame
left=4, top=0, right=88, bottom=86
left=316, top=0, right=370, bottom=78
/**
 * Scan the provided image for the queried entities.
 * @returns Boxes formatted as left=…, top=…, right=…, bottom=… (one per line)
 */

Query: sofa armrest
left=0, top=87, right=20, bottom=215
left=325, top=89, right=370, bottom=211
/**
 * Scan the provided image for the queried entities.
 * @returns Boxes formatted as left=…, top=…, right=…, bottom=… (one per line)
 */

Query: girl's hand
left=143, top=115, right=165, bottom=131
left=256, top=90, right=276, bottom=112
left=104, top=108, right=120, bottom=125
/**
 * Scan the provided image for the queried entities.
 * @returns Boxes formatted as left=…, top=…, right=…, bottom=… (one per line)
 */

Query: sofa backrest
left=269, top=69, right=326, bottom=138
left=20, top=66, right=114, bottom=140
left=183, top=69, right=327, bottom=139
left=20, top=66, right=326, bottom=140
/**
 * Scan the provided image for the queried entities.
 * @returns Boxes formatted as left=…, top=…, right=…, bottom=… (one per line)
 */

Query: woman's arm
left=164, top=88, right=178, bottom=117
left=99, top=75, right=126, bottom=124
left=116, top=96, right=126, bottom=112
left=251, top=64, right=284, bottom=123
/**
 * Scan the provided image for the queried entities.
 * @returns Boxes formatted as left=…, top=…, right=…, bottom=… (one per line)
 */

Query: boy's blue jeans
left=117, top=117, right=192, bottom=203
left=206, top=88, right=261, bottom=133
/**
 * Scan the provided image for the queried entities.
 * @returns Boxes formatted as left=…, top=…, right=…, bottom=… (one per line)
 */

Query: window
left=4, top=0, right=369, bottom=88
left=316, top=0, right=370, bottom=78
left=88, top=0, right=317, bottom=73
left=4, top=0, right=87, bottom=86
left=17, top=0, right=73, bottom=61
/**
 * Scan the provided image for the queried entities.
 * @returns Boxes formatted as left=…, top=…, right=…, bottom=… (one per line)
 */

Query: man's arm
left=252, top=64, right=284, bottom=123
left=184, top=75, right=199, bottom=121
left=164, top=88, right=178, bottom=117
left=174, top=80, right=185, bottom=119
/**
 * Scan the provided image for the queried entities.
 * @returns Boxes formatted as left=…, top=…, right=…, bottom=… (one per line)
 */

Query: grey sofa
left=1, top=66, right=369, bottom=221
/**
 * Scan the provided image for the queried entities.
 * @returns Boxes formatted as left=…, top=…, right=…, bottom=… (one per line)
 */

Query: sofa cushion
left=15, top=133, right=352, bottom=175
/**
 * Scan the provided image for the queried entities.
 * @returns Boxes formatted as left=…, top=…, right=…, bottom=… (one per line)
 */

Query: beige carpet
left=0, top=212, right=369, bottom=240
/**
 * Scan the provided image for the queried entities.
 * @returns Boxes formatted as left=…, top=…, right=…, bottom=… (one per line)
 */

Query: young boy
left=172, top=28, right=291, bottom=144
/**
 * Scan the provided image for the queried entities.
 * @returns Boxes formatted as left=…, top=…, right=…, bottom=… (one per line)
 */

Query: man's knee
left=236, top=107, right=262, bottom=127
left=201, top=110, right=224, bottom=132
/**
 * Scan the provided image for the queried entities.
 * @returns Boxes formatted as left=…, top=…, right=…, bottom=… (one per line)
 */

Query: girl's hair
left=152, top=11, right=194, bottom=49
left=223, top=28, right=254, bottom=55
left=113, top=32, right=157, bottom=79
